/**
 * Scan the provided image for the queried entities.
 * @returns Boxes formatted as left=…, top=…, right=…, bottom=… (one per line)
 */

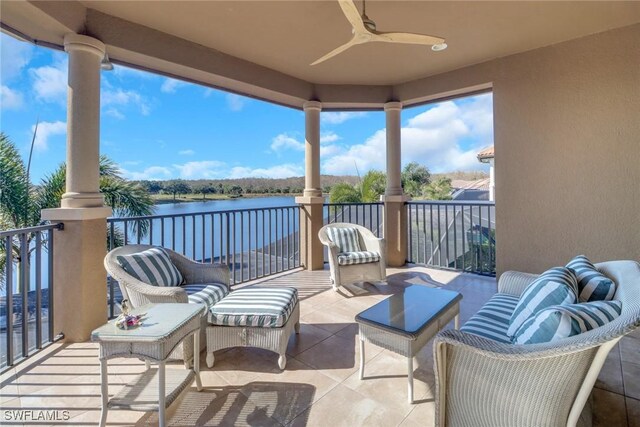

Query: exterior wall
left=398, top=24, right=640, bottom=275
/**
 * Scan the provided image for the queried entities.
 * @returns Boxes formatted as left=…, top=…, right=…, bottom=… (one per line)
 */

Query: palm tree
left=358, top=170, right=386, bottom=203
left=0, top=132, right=154, bottom=291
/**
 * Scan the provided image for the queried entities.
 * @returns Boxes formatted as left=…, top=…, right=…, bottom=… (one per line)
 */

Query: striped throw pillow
left=566, top=255, right=616, bottom=302
left=513, top=300, right=622, bottom=344
left=507, top=267, right=578, bottom=337
left=117, top=247, right=183, bottom=287
left=326, top=226, right=362, bottom=253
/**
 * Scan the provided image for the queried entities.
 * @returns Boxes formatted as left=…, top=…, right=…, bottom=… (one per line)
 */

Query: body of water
left=152, top=196, right=297, bottom=216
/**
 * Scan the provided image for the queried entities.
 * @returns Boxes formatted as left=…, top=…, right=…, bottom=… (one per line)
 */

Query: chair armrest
left=497, top=271, right=539, bottom=297
left=362, top=235, right=384, bottom=254
left=433, top=329, right=600, bottom=427
left=168, top=251, right=230, bottom=289
left=123, top=279, right=189, bottom=305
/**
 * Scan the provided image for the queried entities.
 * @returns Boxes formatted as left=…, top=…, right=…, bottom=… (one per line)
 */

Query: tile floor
left=0, top=266, right=638, bottom=426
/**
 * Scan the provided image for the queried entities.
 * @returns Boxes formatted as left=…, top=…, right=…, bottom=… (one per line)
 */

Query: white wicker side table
left=91, top=303, right=204, bottom=427
left=355, top=285, right=462, bottom=403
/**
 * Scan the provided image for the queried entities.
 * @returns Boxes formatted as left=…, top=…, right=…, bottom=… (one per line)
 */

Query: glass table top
left=355, top=285, right=462, bottom=338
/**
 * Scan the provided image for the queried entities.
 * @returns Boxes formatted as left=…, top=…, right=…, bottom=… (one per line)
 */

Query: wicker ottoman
left=205, top=287, right=300, bottom=370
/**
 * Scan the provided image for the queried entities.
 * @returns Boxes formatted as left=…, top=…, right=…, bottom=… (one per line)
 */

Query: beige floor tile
left=241, top=358, right=338, bottom=425
left=592, top=388, right=628, bottom=427
left=286, top=323, right=333, bottom=357
left=205, top=347, right=281, bottom=386
left=596, top=347, right=625, bottom=394
left=623, top=361, right=640, bottom=401
left=290, top=384, right=407, bottom=427
left=627, top=397, right=640, bottom=427
left=621, top=336, right=640, bottom=365
left=400, top=397, right=437, bottom=427
left=341, top=350, right=435, bottom=417
left=295, top=334, right=382, bottom=383
left=299, top=306, right=354, bottom=335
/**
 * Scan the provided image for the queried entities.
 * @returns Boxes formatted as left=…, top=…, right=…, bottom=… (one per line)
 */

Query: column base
left=381, top=195, right=409, bottom=267
left=41, top=207, right=112, bottom=342
left=296, top=197, right=325, bottom=271
left=61, top=192, right=105, bottom=208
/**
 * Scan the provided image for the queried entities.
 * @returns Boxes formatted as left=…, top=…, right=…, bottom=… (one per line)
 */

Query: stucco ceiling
left=1, top=1, right=639, bottom=108
left=79, top=1, right=640, bottom=85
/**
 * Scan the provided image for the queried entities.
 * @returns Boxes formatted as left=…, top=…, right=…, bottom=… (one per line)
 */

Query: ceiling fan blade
left=338, top=0, right=367, bottom=33
left=372, top=31, right=445, bottom=46
left=311, top=37, right=358, bottom=65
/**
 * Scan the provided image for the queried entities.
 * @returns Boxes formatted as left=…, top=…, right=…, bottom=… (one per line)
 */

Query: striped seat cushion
left=208, top=287, right=298, bottom=328
left=117, top=247, right=183, bottom=287
left=183, top=283, right=229, bottom=307
left=460, top=293, right=520, bottom=343
left=507, top=267, right=578, bottom=337
left=326, top=226, right=362, bottom=253
left=337, top=251, right=381, bottom=266
left=567, top=255, right=616, bottom=302
left=513, top=300, right=622, bottom=344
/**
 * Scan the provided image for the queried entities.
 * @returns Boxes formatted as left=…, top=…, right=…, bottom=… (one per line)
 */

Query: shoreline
left=152, top=193, right=304, bottom=205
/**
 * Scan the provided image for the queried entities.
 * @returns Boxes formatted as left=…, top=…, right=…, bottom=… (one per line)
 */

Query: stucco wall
left=399, top=24, right=640, bottom=275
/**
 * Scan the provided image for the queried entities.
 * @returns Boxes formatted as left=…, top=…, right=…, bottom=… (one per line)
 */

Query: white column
left=303, top=101, right=322, bottom=197
left=489, top=159, right=495, bottom=202
left=384, top=102, right=403, bottom=196
left=62, top=34, right=105, bottom=208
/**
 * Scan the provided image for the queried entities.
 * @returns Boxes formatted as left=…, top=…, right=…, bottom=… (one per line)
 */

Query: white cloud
left=322, top=95, right=493, bottom=175
left=178, top=149, right=195, bottom=156
left=173, top=161, right=226, bottom=179
left=120, top=166, right=173, bottom=180
left=31, top=121, right=66, bottom=151
left=226, top=93, right=246, bottom=111
left=160, top=78, right=186, bottom=93
left=1, top=33, right=34, bottom=82
left=321, top=111, right=367, bottom=125
left=104, top=108, right=125, bottom=120
left=320, top=144, right=342, bottom=157
left=270, top=134, right=304, bottom=152
left=203, top=88, right=216, bottom=98
left=31, top=61, right=67, bottom=103
left=228, top=164, right=303, bottom=179
left=1, top=85, right=24, bottom=110
left=320, top=131, right=341, bottom=144
left=102, top=88, right=150, bottom=116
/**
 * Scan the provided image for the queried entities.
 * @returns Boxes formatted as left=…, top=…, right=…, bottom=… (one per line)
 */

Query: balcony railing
left=0, top=223, right=63, bottom=371
left=323, top=202, right=384, bottom=237
left=107, top=206, right=301, bottom=317
left=407, top=201, right=496, bottom=276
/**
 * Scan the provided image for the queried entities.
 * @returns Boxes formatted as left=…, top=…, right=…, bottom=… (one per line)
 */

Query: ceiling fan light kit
left=311, top=0, right=446, bottom=65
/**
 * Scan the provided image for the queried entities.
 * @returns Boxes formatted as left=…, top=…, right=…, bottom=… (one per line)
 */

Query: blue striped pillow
left=513, top=300, right=622, bottom=344
left=507, top=267, right=578, bottom=337
left=566, top=255, right=616, bottom=302
left=117, top=247, right=183, bottom=287
left=326, top=226, right=362, bottom=253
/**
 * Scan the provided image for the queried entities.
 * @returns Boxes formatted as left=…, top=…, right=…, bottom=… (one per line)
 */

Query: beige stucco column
left=296, top=101, right=324, bottom=270
left=381, top=101, right=410, bottom=267
left=42, top=34, right=112, bottom=342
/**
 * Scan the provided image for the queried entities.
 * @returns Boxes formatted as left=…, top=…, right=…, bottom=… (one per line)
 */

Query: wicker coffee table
left=91, top=303, right=205, bottom=427
left=355, top=285, right=462, bottom=403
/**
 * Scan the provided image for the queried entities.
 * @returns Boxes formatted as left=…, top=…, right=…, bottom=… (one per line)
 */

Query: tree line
left=329, top=162, right=456, bottom=203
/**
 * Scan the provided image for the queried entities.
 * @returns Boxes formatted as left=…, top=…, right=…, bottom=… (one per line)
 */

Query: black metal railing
left=0, top=223, right=63, bottom=371
left=107, top=206, right=301, bottom=317
left=323, top=203, right=384, bottom=237
left=407, top=201, right=496, bottom=276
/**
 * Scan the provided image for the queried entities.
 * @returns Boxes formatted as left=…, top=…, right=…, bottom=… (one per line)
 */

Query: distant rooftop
left=451, top=178, right=490, bottom=191
left=477, top=146, right=494, bottom=163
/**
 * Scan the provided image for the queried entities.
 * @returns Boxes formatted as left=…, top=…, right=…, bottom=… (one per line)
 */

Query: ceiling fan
left=311, top=0, right=446, bottom=66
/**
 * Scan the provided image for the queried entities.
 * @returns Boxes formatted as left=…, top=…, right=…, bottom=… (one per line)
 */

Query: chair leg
left=294, top=322, right=301, bottom=334
left=278, top=354, right=287, bottom=370
left=206, top=352, right=215, bottom=368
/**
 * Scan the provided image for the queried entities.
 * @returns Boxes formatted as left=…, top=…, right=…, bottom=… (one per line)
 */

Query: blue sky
left=1, top=32, right=492, bottom=183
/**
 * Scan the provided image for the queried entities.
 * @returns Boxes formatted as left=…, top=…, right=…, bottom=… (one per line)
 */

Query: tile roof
left=477, top=146, right=495, bottom=162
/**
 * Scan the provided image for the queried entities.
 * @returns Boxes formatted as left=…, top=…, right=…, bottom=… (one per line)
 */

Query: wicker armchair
left=433, top=260, right=640, bottom=427
left=104, top=244, right=230, bottom=366
left=318, top=223, right=386, bottom=291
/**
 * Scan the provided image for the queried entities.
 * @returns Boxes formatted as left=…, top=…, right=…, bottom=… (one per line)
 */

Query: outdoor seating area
left=1, top=265, right=639, bottom=426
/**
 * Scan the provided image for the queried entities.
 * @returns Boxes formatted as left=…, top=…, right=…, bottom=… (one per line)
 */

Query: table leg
left=194, top=331, right=203, bottom=391
left=145, top=360, right=150, bottom=370
left=454, top=314, right=460, bottom=330
left=99, top=359, right=108, bottom=427
left=158, top=361, right=166, bottom=427
left=359, top=335, right=365, bottom=380
left=408, top=356, right=414, bottom=404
